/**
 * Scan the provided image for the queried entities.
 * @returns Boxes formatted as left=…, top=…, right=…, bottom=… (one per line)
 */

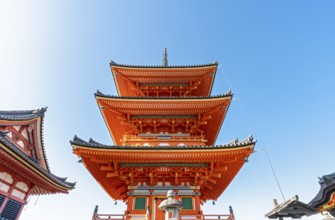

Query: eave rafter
left=119, top=114, right=211, bottom=135
left=95, top=160, right=229, bottom=191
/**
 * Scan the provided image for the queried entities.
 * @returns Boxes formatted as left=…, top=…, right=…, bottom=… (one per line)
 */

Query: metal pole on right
left=229, top=206, right=235, bottom=220
left=92, top=205, right=98, bottom=220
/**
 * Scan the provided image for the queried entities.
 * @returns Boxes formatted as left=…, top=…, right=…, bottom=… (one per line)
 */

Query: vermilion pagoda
left=72, top=50, right=256, bottom=220
left=0, top=108, right=74, bottom=220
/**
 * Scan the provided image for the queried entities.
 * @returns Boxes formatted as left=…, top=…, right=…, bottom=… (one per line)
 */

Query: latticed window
left=134, top=197, right=146, bottom=210
left=182, top=197, right=193, bottom=210
left=0, top=198, right=22, bottom=220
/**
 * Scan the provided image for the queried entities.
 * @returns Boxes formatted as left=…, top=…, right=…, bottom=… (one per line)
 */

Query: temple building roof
left=0, top=109, right=75, bottom=195
left=110, top=61, right=218, bottom=97
left=265, top=196, right=317, bottom=219
left=265, top=172, right=335, bottom=219
left=95, top=91, right=233, bottom=146
left=71, top=135, right=255, bottom=201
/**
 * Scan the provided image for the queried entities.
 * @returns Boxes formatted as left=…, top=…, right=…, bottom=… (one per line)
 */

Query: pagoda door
left=154, top=197, right=165, bottom=220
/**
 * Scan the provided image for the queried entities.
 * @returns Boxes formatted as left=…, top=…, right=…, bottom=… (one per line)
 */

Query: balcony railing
left=92, top=206, right=235, bottom=220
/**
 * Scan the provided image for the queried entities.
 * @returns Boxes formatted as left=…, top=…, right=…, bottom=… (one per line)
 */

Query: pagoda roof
left=110, top=60, right=218, bottom=69
left=71, top=135, right=255, bottom=201
left=0, top=108, right=75, bottom=195
left=71, top=135, right=255, bottom=150
left=95, top=91, right=233, bottom=145
left=110, top=61, right=218, bottom=97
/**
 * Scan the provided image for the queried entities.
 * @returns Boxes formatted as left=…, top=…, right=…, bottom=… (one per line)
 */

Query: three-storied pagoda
left=0, top=108, right=75, bottom=220
left=71, top=50, right=256, bottom=220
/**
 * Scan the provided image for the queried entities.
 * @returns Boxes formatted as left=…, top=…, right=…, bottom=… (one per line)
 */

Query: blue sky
left=1, top=1, right=335, bottom=220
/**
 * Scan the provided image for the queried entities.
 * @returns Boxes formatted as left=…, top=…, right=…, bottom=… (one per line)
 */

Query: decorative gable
left=0, top=109, right=48, bottom=170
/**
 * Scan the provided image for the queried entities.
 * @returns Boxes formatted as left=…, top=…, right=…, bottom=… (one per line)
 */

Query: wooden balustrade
left=92, top=213, right=234, bottom=220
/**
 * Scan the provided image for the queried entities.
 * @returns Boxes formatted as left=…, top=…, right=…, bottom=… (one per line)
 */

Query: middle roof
left=95, top=91, right=233, bottom=146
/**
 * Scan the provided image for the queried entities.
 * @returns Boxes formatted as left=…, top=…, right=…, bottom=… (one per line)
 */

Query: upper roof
left=0, top=108, right=75, bottom=194
left=110, top=61, right=218, bottom=97
left=110, top=60, right=218, bottom=69
left=95, top=91, right=233, bottom=146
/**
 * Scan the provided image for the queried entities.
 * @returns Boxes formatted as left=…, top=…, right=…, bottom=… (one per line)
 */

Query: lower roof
left=71, top=135, right=255, bottom=201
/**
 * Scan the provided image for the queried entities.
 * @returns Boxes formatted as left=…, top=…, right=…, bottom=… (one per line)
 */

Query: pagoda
left=71, top=49, right=256, bottom=220
left=0, top=108, right=75, bottom=220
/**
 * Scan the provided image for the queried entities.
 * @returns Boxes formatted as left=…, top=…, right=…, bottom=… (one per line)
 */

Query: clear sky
left=1, top=1, right=335, bottom=220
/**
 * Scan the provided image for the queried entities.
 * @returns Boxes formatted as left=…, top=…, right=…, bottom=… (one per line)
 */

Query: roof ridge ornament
left=163, top=48, right=168, bottom=67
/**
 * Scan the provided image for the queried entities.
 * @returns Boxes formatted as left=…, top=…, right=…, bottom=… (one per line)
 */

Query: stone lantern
left=158, top=190, right=184, bottom=220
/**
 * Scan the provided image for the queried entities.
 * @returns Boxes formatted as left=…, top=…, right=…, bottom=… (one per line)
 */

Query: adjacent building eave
left=0, top=132, right=75, bottom=193
left=308, top=172, right=335, bottom=209
left=0, top=108, right=50, bottom=171
left=0, top=108, right=47, bottom=121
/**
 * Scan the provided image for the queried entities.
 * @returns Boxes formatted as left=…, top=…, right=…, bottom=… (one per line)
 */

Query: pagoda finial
left=163, top=48, right=168, bottom=67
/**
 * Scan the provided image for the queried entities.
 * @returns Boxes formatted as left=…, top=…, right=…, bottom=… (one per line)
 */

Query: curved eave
left=95, top=90, right=232, bottom=100
left=0, top=108, right=47, bottom=121
left=308, top=174, right=335, bottom=209
left=109, top=61, right=218, bottom=69
left=0, top=135, right=75, bottom=193
left=71, top=135, right=255, bottom=154
left=95, top=92, right=233, bottom=145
